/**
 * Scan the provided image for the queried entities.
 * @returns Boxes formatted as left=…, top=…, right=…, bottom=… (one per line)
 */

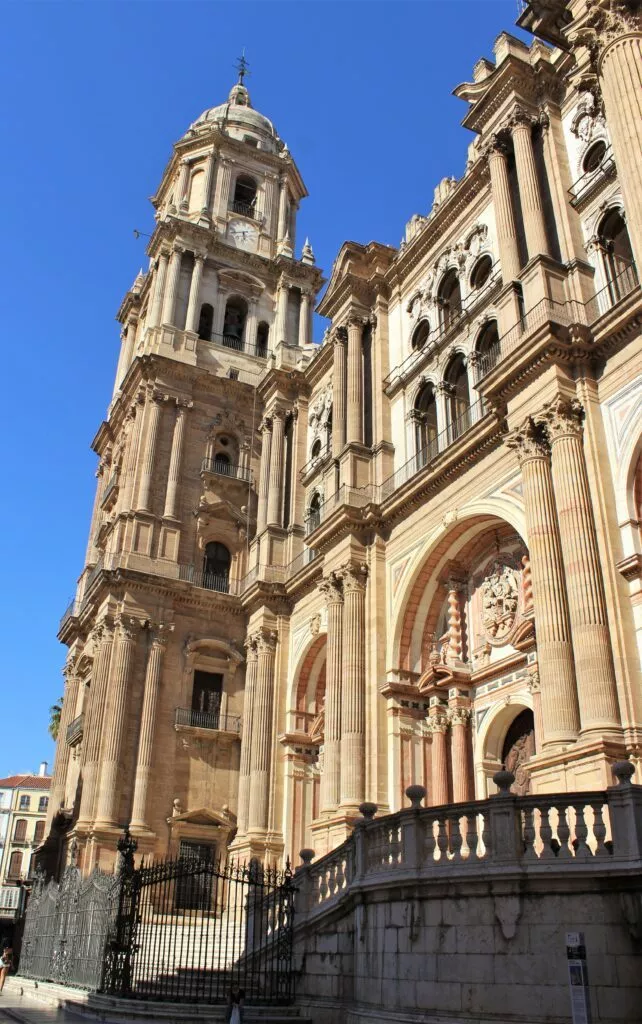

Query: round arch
left=474, top=695, right=534, bottom=797
left=286, top=630, right=327, bottom=722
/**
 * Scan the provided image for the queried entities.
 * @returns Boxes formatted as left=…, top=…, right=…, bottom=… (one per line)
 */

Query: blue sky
left=0, top=1, right=529, bottom=776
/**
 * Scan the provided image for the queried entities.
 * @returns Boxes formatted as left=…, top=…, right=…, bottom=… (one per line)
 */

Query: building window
left=7, top=851, right=22, bottom=879
left=470, top=254, right=493, bottom=291
left=476, top=320, right=501, bottom=376
left=13, top=819, right=27, bottom=842
left=38, top=796, right=49, bottom=813
left=438, top=269, right=462, bottom=332
left=307, top=491, right=322, bottom=533
left=223, top=296, right=248, bottom=350
left=202, top=541, right=231, bottom=592
left=311, top=438, right=322, bottom=460
left=231, top=174, right=257, bottom=217
left=411, top=319, right=430, bottom=351
left=19, top=795, right=30, bottom=811
left=445, top=354, right=471, bottom=438
left=256, top=321, right=269, bottom=358
left=198, top=303, right=214, bottom=341
left=214, top=451, right=231, bottom=475
left=414, top=382, right=439, bottom=464
left=597, top=208, right=639, bottom=302
left=176, top=841, right=215, bottom=910
left=582, top=140, right=607, bottom=174
left=192, top=671, right=223, bottom=717
left=34, top=820, right=45, bottom=844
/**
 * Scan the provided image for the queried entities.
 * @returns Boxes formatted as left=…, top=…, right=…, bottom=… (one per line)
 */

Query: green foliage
left=48, top=697, right=63, bottom=741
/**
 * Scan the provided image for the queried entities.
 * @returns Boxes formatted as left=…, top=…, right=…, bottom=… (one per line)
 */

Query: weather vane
left=235, top=50, right=250, bottom=86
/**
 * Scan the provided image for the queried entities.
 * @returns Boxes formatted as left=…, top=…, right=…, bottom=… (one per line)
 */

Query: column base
left=229, top=830, right=284, bottom=867
left=528, top=735, right=627, bottom=793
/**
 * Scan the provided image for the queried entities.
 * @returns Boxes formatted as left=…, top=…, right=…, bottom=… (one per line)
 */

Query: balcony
left=300, top=445, right=332, bottom=484
left=200, top=458, right=252, bottom=483
left=174, top=706, right=240, bottom=734
left=100, top=474, right=119, bottom=510
left=59, top=597, right=80, bottom=632
left=66, top=713, right=84, bottom=747
left=228, top=200, right=260, bottom=221
left=201, top=330, right=268, bottom=359
left=568, top=146, right=616, bottom=209
left=177, top=565, right=236, bottom=595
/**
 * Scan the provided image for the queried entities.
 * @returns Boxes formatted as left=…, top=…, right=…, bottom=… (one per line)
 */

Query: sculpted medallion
left=481, top=561, right=519, bottom=644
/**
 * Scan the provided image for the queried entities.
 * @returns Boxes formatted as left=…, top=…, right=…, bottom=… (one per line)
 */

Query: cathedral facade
left=45, top=0, right=642, bottom=873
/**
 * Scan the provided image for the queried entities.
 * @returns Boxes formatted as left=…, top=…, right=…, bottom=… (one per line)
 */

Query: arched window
left=256, top=321, right=269, bottom=358
left=438, top=269, right=462, bottom=332
left=197, top=303, right=214, bottom=341
left=214, top=451, right=231, bottom=476
left=445, top=354, right=471, bottom=438
left=307, top=492, right=322, bottom=534
left=411, top=319, right=430, bottom=351
left=414, top=383, right=439, bottom=465
left=583, top=140, right=607, bottom=174
left=470, top=255, right=493, bottom=291
left=223, top=296, right=248, bottom=350
left=13, top=819, right=27, bottom=842
left=8, top=851, right=22, bottom=879
left=34, top=820, right=45, bottom=844
left=476, top=320, right=501, bottom=376
left=311, top=439, right=322, bottom=460
left=231, top=174, right=257, bottom=217
left=202, top=541, right=231, bottom=593
left=597, top=208, right=639, bottom=302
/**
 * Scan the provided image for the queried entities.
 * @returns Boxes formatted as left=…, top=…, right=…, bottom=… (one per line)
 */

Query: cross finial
left=235, top=50, right=250, bottom=86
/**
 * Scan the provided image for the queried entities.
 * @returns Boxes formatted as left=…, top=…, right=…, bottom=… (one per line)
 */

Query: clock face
left=228, top=218, right=259, bottom=251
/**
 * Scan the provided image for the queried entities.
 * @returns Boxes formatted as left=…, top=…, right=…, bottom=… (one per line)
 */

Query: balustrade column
left=510, top=114, right=550, bottom=260
left=185, top=253, right=206, bottom=334
left=256, top=418, right=273, bottom=535
left=136, top=391, right=163, bottom=513
left=130, top=625, right=171, bottom=830
left=266, top=409, right=286, bottom=527
left=149, top=252, right=169, bottom=328
left=449, top=708, right=472, bottom=803
left=319, top=574, right=344, bottom=812
left=277, top=177, right=289, bottom=241
left=332, top=329, right=347, bottom=456
left=248, top=632, right=277, bottom=831
left=542, top=397, right=621, bottom=734
left=161, top=247, right=183, bottom=327
left=298, top=291, right=311, bottom=348
left=507, top=420, right=580, bottom=746
left=200, top=149, right=216, bottom=219
left=94, top=617, right=139, bottom=827
left=120, top=394, right=144, bottom=512
left=597, top=27, right=642, bottom=268
left=340, top=565, right=367, bottom=808
left=175, top=159, right=191, bottom=212
left=486, top=139, right=521, bottom=282
left=429, top=712, right=449, bottom=805
left=163, top=402, right=190, bottom=520
left=346, top=317, right=364, bottom=445
left=49, top=661, right=82, bottom=816
left=77, top=621, right=114, bottom=827
left=237, top=638, right=258, bottom=835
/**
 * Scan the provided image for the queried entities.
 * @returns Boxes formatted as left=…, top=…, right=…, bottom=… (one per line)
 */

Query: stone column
left=163, top=402, right=190, bottom=520
left=486, top=136, right=521, bottom=282
left=214, top=158, right=232, bottom=219
left=319, top=573, right=343, bottom=812
left=275, top=281, right=289, bottom=343
left=444, top=576, right=465, bottom=666
left=77, top=621, right=114, bottom=827
left=248, top=631, right=277, bottom=831
left=161, top=246, right=183, bottom=327
left=237, top=637, right=258, bottom=836
left=340, top=564, right=368, bottom=808
left=245, top=298, right=259, bottom=352
left=541, top=397, right=621, bottom=734
left=449, top=708, right=472, bottom=803
left=185, top=253, right=206, bottom=334
left=120, top=393, right=144, bottom=512
left=266, top=409, right=286, bottom=527
left=149, top=252, right=169, bottom=328
left=113, top=318, right=138, bottom=396
left=176, top=158, right=191, bottom=212
left=49, top=659, right=82, bottom=814
left=298, top=291, right=311, bottom=348
left=130, top=624, right=171, bottom=830
left=429, top=711, right=449, bottom=805
left=136, top=391, right=163, bottom=513
left=277, top=177, right=289, bottom=241
left=200, top=149, right=216, bottom=220
left=510, top=111, right=550, bottom=260
left=346, top=316, right=364, bottom=445
left=94, top=616, right=139, bottom=827
left=507, top=419, right=581, bottom=746
left=332, top=328, right=347, bottom=457
left=527, top=670, right=544, bottom=754
left=256, top=417, right=273, bottom=535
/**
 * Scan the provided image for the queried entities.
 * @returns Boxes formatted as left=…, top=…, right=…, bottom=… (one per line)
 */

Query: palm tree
left=48, top=697, right=63, bottom=741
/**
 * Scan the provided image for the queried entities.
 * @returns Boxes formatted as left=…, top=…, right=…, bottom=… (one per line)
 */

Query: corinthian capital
left=319, top=571, right=343, bottom=605
left=115, top=615, right=141, bottom=642
left=333, top=326, right=348, bottom=345
left=339, top=563, right=368, bottom=594
left=503, top=103, right=536, bottom=133
left=538, top=395, right=584, bottom=442
left=150, top=622, right=174, bottom=647
left=505, top=417, right=550, bottom=463
left=448, top=707, right=472, bottom=727
left=256, top=629, right=278, bottom=655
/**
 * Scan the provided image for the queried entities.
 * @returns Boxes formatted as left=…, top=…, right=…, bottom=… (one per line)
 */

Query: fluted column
left=176, top=158, right=191, bottom=212
left=541, top=397, right=621, bottom=734
left=256, top=417, right=273, bottom=535
left=94, top=616, right=139, bottom=827
left=346, top=316, right=363, bottom=445
left=507, top=419, right=580, bottom=746
left=245, top=298, right=259, bottom=352
left=340, top=564, right=367, bottom=808
left=277, top=177, right=289, bottom=241
left=510, top=112, right=550, bottom=260
left=120, top=393, right=144, bottom=512
left=449, top=708, right=472, bottom=803
left=248, top=631, right=277, bottom=831
left=332, top=328, right=347, bottom=456
left=298, top=291, right=311, bottom=348
left=200, top=149, right=216, bottom=220
left=77, top=621, right=114, bottom=827
left=214, top=158, right=232, bottom=219
left=149, top=252, right=169, bottom=328
left=275, top=281, right=289, bottom=343
left=130, top=624, right=171, bottom=830
left=237, top=637, right=258, bottom=836
left=266, top=409, right=286, bottom=527
left=161, top=246, right=183, bottom=327
left=429, top=711, right=449, bottom=805
left=163, top=401, right=190, bottom=520
left=136, top=391, right=163, bottom=512
left=49, top=659, right=82, bottom=815
left=486, top=137, right=521, bottom=282
left=319, top=573, right=344, bottom=812
left=598, top=24, right=642, bottom=268
left=185, top=253, right=206, bottom=333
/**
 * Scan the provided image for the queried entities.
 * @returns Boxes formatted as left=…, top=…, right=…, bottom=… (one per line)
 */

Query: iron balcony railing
left=59, top=597, right=80, bottom=631
left=228, top=199, right=260, bottom=220
left=305, top=512, right=321, bottom=536
left=66, top=713, right=84, bottom=746
left=300, top=445, right=332, bottom=481
left=568, top=146, right=615, bottom=207
left=100, top=474, right=118, bottom=509
left=178, top=565, right=235, bottom=594
left=200, top=457, right=252, bottom=482
left=202, top=331, right=268, bottom=359
left=175, top=706, right=241, bottom=734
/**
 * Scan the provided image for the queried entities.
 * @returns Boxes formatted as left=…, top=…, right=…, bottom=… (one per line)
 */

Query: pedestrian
left=0, top=942, right=13, bottom=993
left=226, top=982, right=245, bottom=1024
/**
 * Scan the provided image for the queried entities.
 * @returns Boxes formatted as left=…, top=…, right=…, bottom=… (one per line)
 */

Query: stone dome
left=186, top=83, right=281, bottom=153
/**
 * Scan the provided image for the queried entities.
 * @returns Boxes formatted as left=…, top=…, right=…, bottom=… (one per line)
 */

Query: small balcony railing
left=200, top=458, right=252, bottom=483
left=100, top=474, right=118, bottom=509
left=305, top=512, right=321, bottom=537
left=178, top=565, right=235, bottom=594
left=228, top=200, right=259, bottom=220
left=568, top=147, right=615, bottom=208
left=175, top=707, right=241, bottom=734
left=66, top=713, right=84, bottom=747
left=59, top=598, right=80, bottom=632
left=300, top=446, right=332, bottom=482
left=203, top=331, right=268, bottom=359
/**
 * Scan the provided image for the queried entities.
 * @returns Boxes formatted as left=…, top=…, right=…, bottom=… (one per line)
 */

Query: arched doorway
left=501, top=708, right=535, bottom=795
